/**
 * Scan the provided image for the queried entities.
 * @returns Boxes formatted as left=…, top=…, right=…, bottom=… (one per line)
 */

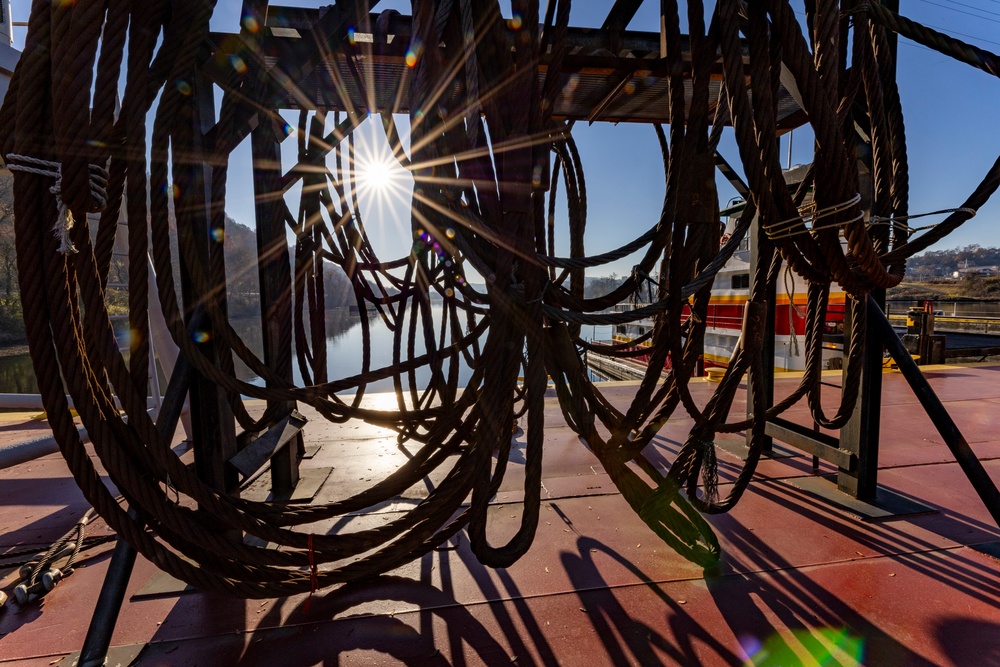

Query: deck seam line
left=81, top=543, right=994, bottom=654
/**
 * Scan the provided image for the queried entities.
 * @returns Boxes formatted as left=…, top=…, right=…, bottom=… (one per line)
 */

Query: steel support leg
left=79, top=352, right=194, bottom=665
left=837, top=291, right=885, bottom=500
left=251, top=111, right=300, bottom=494
left=747, top=215, right=775, bottom=454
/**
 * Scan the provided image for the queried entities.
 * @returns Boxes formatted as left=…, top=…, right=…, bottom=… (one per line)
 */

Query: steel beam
left=175, top=69, right=240, bottom=495
left=602, top=0, right=644, bottom=31
left=765, top=417, right=856, bottom=469
left=251, top=111, right=302, bottom=494
left=838, top=294, right=883, bottom=500
left=746, top=216, right=776, bottom=454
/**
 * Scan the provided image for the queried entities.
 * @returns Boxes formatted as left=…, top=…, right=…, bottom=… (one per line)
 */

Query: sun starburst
left=357, top=155, right=396, bottom=193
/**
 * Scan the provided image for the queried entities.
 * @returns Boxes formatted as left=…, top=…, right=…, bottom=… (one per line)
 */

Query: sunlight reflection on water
left=0, top=309, right=614, bottom=395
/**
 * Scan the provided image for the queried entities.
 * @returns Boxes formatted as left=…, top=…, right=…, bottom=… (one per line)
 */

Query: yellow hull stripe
left=707, top=291, right=847, bottom=305
left=704, top=351, right=795, bottom=373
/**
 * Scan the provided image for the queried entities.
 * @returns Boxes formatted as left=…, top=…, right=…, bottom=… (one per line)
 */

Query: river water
left=0, top=308, right=613, bottom=396
left=234, top=306, right=480, bottom=395
left=2, top=300, right=995, bottom=396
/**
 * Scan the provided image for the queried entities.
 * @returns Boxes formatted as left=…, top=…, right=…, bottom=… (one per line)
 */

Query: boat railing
left=705, top=308, right=744, bottom=330
left=611, top=301, right=746, bottom=330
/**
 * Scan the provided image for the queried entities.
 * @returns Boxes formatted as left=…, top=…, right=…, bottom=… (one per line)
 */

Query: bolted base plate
left=786, top=473, right=937, bottom=522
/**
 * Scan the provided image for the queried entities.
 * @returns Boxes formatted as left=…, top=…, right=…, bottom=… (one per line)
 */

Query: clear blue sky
left=10, top=1, right=1000, bottom=276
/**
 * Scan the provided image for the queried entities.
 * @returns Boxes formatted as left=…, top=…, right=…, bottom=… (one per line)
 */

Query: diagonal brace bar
left=78, top=347, right=196, bottom=666
left=868, top=294, right=1000, bottom=527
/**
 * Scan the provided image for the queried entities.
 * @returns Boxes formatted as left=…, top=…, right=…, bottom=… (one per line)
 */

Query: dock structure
left=585, top=349, right=652, bottom=382
left=3, top=0, right=1000, bottom=665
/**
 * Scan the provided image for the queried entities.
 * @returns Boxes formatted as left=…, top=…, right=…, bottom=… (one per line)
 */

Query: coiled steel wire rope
left=4, top=0, right=1000, bottom=594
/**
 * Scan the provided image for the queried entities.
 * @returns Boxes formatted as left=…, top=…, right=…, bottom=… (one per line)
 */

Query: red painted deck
left=3, top=366, right=1000, bottom=665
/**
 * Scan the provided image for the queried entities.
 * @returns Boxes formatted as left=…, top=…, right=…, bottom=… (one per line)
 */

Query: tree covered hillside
left=905, top=245, right=1000, bottom=279
left=0, top=169, right=356, bottom=345
left=0, top=170, right=22, bottom=344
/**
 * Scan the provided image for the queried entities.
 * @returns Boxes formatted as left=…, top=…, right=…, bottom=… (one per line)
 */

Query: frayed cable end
left=51, top=192, right=77, bottom=255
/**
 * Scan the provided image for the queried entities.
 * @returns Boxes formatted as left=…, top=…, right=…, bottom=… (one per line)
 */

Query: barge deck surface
left=2, top=365, right=1000, bottom=665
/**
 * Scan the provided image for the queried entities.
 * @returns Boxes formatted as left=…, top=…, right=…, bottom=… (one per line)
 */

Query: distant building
left=0, top=0, right=17, bottom=107
left=907, top=265, right=950, bottom=279
left=953, top=265, right=998, bottom=279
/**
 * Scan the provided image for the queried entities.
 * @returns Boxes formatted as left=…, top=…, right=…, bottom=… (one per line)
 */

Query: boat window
left=731, top=273, right=750, bottom=289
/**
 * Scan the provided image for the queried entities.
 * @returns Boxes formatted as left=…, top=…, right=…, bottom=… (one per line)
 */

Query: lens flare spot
left=739, top=634, right=762, bottom=659
left=743, top=628, right=864, bottom=666
left=348, top=26, right=356, bottom=44
left=510, top=13, right=523, bottom=30
left=176, top=80, right=191, bottom=95
left=242, top=16, right=259, bottom=33
left=229, top=55, right=247, bottom=75
left=211, top=227, right=225, bottom=242
left=445, top=288, right=454, bottom=298
left=445, top=228, right=456, bottom=239
left=406, top=39, right=424, bottom=68
left=623, top=81, right=636, bottom=95
left=193, top=330, right=211, bottom=344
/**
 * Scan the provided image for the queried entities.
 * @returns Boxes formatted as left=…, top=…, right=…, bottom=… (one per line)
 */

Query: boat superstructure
left=608, top=166, right=848, bottom=373
left=0, top=0, right=17, bottom=104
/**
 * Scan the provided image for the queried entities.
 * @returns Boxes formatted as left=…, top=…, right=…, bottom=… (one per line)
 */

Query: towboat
left=604, top=169, right=848, bottom=374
